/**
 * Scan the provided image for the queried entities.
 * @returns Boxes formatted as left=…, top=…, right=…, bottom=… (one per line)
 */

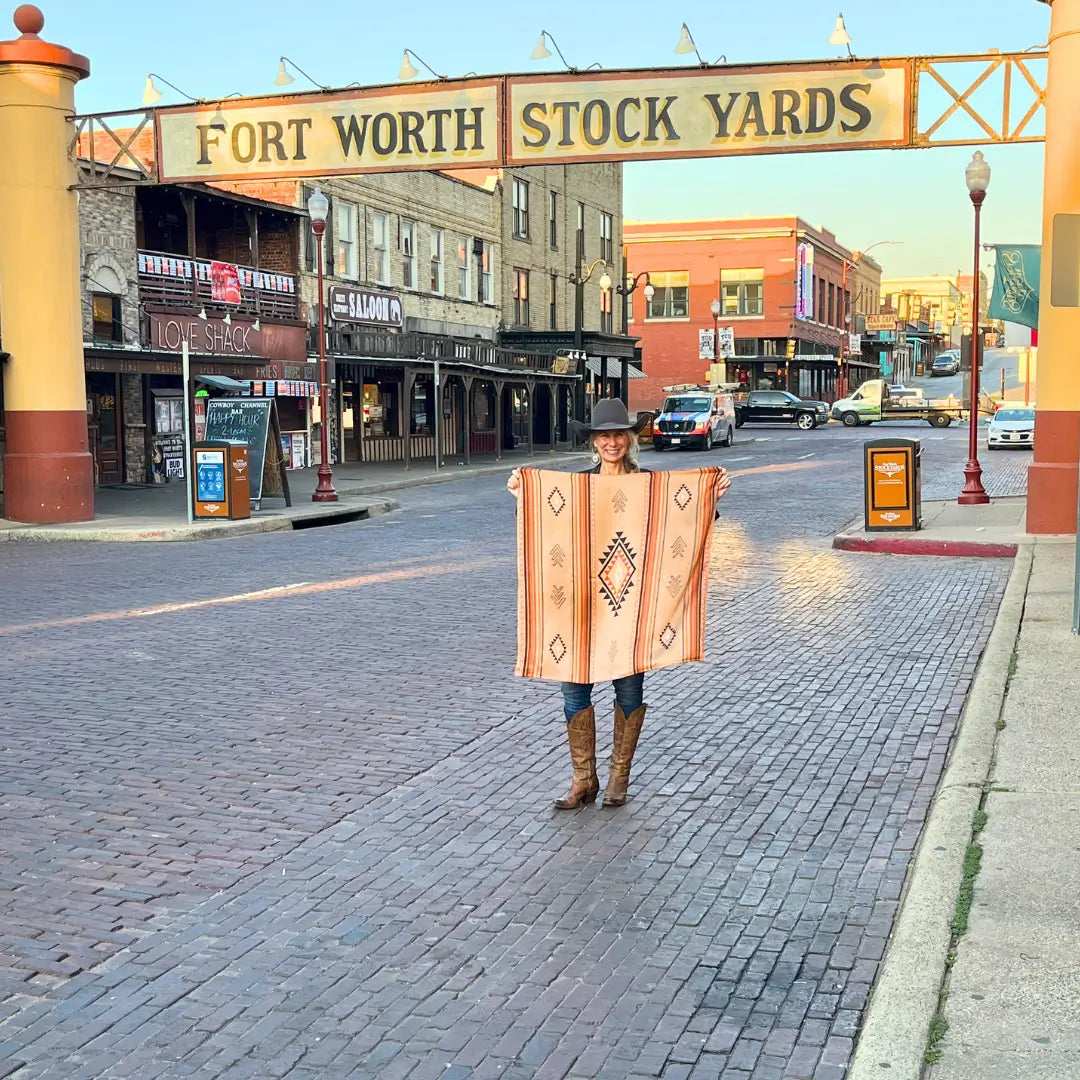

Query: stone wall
left=78, top=187, right=139, bottom=344
left=120, top=374, right=147, bottom=484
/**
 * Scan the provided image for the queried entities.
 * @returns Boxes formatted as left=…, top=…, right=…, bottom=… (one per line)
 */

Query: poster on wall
left=795, top=243, right=815, bottom=320
left=210, top=261, right=242, bottom=304
left=698, top=329, right=715, bottom=360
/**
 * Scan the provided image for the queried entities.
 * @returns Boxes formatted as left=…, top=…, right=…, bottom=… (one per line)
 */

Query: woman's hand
left=715, top=469, right=731, bottom=499
left=506, top=468, right=522, bottom=498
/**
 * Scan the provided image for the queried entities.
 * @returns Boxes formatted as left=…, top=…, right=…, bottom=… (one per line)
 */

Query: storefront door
left=87, top=372, right=122, bottom=484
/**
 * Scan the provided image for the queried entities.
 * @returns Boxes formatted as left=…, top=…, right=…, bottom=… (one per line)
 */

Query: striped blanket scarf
left=515, top=467, right=728, bottom=683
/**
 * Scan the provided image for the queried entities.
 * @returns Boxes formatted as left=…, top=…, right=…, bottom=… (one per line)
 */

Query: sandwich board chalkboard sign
left=203, top=398, right=291, bottom=508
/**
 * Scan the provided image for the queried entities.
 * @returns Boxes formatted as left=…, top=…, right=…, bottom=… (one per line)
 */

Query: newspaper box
left=193, top=441, right=251, bottom=520
left=864, top=438, right=922, bottom=531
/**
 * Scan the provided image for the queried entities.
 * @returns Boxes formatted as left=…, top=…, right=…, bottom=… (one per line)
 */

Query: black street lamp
left=569, top=257, right=612, bottom=419
left=615, top=270, right=653, bottom=336
left=307, top=186, right=338, bottom=503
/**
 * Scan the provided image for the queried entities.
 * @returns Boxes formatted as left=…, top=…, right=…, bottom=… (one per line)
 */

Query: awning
left=586, top=357, right=644, bottom=379
left=196, top=374, right=250, bottom=390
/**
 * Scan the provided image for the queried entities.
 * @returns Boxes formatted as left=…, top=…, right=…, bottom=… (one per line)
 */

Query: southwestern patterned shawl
left=515, top=467, right=728, bottom=683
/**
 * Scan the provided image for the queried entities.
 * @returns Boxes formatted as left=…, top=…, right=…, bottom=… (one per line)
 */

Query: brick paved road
left=0, top=424, right=1017, bottom=1079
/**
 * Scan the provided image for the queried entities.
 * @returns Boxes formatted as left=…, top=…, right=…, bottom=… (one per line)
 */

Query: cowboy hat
left=569, top=398, right=651, bottom=442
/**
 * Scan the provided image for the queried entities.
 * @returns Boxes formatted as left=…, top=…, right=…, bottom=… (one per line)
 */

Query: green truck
left=831, top=379, right=964, bottom=428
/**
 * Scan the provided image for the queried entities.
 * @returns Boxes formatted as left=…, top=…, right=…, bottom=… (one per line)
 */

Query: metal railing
left=323, top=327, right=577, bottom=376
left=137, top=250, right=299, bottom=320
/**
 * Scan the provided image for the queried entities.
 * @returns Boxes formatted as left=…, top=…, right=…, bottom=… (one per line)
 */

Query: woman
left=507, top=398, right=653, bottom=810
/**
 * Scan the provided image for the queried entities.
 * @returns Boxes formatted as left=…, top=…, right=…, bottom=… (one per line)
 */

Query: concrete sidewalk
left=849, top=516, right=1080, bottom=1078
left=0, top=450, right=584, bottom=542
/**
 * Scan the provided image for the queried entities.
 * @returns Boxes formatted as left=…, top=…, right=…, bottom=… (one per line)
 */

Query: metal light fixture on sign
left=531, top=31, right=553, bottom=61
left=253, top=319, right=261, bottom=332
left=674, top=24, right=696, bottom=56
left=197, top=308, right=208, bottom=321
left=273, top=59, right=294, bottom=86
left=208, top=105, right=227, bottom=132
left=399, top=49, right=446, bottom=81
left=141, top=75, right=163, bottom=105
left=223, top=312, right=231, bottom=326
left=829, top=13, right=854, bottom=57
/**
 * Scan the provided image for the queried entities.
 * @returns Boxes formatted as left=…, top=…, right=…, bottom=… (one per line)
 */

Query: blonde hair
left=590, top=430, right=640, bottom=473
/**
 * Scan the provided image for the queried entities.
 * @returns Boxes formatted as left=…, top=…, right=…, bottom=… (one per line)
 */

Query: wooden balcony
left=137, top=250, right=298, bottom=320
left=323, top=327, right=577, bottom=376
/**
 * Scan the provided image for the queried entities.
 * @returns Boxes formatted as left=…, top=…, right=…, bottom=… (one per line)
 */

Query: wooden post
left=548, top=381, right=557, bottom=452
left=403, top=367, right=415, bottom=470
left=494, top=379, right=505, bottom=462
left=244, top=208, right=261, bottom=316
left=462, top=374, right=474, bottom=465
left=525, top=378, right=536, bottom=456
left=181, top=191, right=198, bottom=305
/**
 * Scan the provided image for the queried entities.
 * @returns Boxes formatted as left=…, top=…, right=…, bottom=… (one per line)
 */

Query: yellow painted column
left=0, top=5, right=92, bottom=522
left=1028, top=0, right=1080, bottom=533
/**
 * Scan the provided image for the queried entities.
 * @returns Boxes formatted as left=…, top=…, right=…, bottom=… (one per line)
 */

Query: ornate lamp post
left=710, top=296, right=723, bottom=381
left=616, top=270, right=652, bottom=335
left=958, top=152, right=991, bottom=506
left=569, top=257, right=611, bottom=418
left=307, top=186, right=338, bottom=502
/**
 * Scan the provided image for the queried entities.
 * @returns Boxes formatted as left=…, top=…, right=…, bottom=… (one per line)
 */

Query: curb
left=335, top=455, right=589, bottom=497
left=847, top=543, right=1033, bottom=1080
left=832, top=534, right=1018, bottom=559
left=0, top=497, right=398, bottom=543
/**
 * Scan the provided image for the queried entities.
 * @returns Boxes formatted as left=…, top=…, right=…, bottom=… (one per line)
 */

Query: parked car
left=652, top=388, right=736, bottom=451
left=986, top=405, right=1035, bottom=450
left=733, top=390, right=830, bottom=430
left=931, top=351, right=961, bottom=376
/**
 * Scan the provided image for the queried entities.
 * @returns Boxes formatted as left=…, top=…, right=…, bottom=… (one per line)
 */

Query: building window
left=599, top=212, right=613, bottom=263
left=458, top=237, right=472, bottom=301
left=401, top=220, right=416, bottom=289
left=480, top=240, right=493, bottom=304
left=549, top=191, right=558, bottom=249
left=91, top=293, right=122, bottom=342
left=600, top=283, right=613, bottom=332
left=549, top=272, right=558, bottom=329
left=816, top=277, right=825, bottom=322
left=513, top=268, right=530, bottom=326
left=577, top=201, right=585, bottom=256
left=827, top=282, right=835, bottom=326
left=371, top=211, right=389, bottom=284
left=512, top=178, right=529, bottom=239
left=645, top=271, right=690, bottom=320
left=335, top=200, right=358, bottom=279
left=429, top=227, right=444, bottom=294
left=721, top=269, right=764, bottom=317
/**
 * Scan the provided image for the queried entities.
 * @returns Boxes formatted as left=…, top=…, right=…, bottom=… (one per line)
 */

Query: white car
left=987, top=406, right=1035, bottom=450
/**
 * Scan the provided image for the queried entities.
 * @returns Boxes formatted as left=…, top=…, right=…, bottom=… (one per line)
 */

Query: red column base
left=3, top=410, right=94, bottom=524
left=1027, top=410, right=1080, bottom=535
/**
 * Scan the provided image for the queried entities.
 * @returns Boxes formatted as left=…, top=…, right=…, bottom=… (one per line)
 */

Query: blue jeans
left=561, top=673, right=645, bottom=723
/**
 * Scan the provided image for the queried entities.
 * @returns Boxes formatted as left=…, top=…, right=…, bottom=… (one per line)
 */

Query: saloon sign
left=154, top=61, right=912, bottom=182
left=329, top=286, right=404, bottom=327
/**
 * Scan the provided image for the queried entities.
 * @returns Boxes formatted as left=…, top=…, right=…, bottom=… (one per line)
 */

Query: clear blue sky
left=37, top=0, right=1049, bottom=279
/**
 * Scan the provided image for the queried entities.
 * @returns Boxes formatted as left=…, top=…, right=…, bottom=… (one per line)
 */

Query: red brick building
left=625, top=217, right=880, bottom=412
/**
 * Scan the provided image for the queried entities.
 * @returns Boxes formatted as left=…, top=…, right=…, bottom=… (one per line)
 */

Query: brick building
left=77, top=162, right=309, bottom=488
left=624, top=217, right=883, bottom=412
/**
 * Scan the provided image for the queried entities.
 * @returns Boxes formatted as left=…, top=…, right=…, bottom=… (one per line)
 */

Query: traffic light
left=785, top=338, right=796, bottom=360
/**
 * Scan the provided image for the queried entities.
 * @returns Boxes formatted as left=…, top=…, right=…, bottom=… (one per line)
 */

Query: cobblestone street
left=0, top=425, right=1020, bottom=1079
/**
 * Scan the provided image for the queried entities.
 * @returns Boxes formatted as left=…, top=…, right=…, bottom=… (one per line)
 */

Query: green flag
left=987, top=244, right=1040, bottom=329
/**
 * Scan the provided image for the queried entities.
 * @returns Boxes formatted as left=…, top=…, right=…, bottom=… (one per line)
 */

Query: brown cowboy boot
left=602, top=703, right=647, bottom=807
left=554, top=706, right=599, bottom=810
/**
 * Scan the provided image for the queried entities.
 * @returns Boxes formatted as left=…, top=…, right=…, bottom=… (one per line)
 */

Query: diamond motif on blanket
left=549, top=634, right=567, bottom=663
left=659, top=623, right=677, bottom=649
left=547, top=487, right=567, bottom=516
left=674, top=483, right=693, bottom=511
left=597, top=531, right=637, bottom=616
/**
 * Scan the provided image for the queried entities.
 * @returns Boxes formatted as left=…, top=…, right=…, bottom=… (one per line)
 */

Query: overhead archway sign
left=79, top=51, right=1044, bottom=187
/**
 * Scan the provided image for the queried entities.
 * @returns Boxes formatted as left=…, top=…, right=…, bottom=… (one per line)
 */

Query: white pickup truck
left=832, top=379, right=963, bottom=428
